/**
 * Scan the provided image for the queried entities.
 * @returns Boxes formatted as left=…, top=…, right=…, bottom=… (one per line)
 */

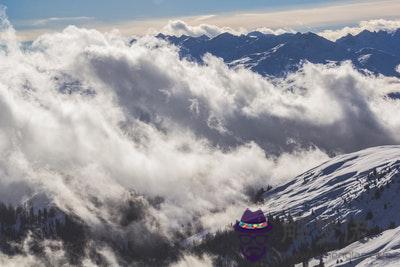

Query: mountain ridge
left=154, top=29, right=400, bottom=77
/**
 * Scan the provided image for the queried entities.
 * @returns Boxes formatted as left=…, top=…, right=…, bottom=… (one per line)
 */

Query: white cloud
left=160, top=19, right=293, bottom=37
left=0, top=233, right=120, bottom=267
left=160, top=18, right=400, bottom=40
left=161, top=19, right=233, bottom=37
left=32, top=16, right=95, bottom=27
left=0, top=19, right=330, bottom=238
left=171, top=254, right=213, bottom=267
left=12, top=0, right=400, bottom=41
left=0, top=234, right=68, bottom=267
left=320, top=19, right=400, bottom=41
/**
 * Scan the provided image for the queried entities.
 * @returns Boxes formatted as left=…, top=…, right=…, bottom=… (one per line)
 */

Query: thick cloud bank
left=161, top=20, right=292, bottom=37
left=161, top=19, right=400, bottom=41
left=1, top=10, right=400, bottom=265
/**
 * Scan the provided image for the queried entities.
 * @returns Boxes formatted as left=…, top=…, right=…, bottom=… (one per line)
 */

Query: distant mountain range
left=154, top=29, right=400, bottom=77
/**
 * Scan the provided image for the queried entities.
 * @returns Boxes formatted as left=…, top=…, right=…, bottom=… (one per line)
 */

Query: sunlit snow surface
left=263, top=146, right=400, bottom=266
left=301, top=226, right=400, bottom=266
left=264, top=146, right=400, bottom=220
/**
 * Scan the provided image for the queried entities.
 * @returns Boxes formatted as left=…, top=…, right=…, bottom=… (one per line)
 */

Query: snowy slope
left=262, top=145, right=400, bottom=222
left=301, top=226, right=400, bottom=266
left=260, top=145, right=400, bottom=264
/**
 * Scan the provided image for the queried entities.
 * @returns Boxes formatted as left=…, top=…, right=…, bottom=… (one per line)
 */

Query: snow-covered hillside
left=261, top=145, right=400, bottom=265
left=263, top=146, right=400, bottom=217
left=302, top=226, right=400, bottom=266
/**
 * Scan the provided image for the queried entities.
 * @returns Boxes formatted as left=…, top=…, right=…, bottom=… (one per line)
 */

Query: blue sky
left=3, top=0, right=332, bottom=24
left=2, top=0, right=399, bottom=41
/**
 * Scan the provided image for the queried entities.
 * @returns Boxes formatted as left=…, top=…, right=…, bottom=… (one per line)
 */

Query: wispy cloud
left=32, top=16, right=94, bottom=27
left=186, top=0, right=400, bottom=31
left=14, top=0, right=400, bottom=41
left=96, top=0, right=400, bottom=38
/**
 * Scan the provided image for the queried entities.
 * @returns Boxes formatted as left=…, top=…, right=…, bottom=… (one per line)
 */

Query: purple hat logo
left=234, top=209, right=272, bottom=262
